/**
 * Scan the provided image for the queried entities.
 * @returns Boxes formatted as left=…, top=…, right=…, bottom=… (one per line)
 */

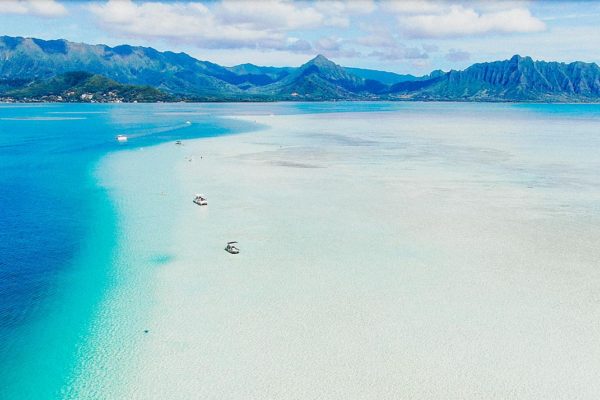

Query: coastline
left=64, top=108, right=600, bottom=398
left=4, top=99, right=600, bottom=105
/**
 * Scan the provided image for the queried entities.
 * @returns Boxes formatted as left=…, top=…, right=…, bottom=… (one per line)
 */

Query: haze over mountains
left=2, top=36, right=600, bottom=102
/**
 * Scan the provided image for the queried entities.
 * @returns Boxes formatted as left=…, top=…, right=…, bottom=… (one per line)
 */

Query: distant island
left=1, top=36, right=600, bottom=103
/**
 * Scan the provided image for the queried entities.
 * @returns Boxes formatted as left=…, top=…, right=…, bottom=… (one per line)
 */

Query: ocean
left=1, top=102, right=600, bottom=399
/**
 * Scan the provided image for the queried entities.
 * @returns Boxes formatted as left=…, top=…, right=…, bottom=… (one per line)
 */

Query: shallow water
left=2, top=102, right=600, bottom=399
left=73, top=104, right=600, bottom=398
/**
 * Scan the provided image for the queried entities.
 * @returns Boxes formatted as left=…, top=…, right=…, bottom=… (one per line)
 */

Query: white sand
left=67, top=109, right=600, bottom=399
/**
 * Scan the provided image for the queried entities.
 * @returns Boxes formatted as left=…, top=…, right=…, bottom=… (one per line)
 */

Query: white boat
left=175, top=140, right=182, bottom=145
left=185, top=121, right=192, bottom=125
left=116, top=134, right=128, bottom=142
left=225, top=241, right=239, bottom=254
left=193, top=194, right=207, bottom=206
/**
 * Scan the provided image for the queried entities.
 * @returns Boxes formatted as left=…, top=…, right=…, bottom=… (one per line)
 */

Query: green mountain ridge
left=2, top=36, right=600, bottom=102
left=389, top=55, right=600, bottom=102
left=245, top=54, right=385, bottom=100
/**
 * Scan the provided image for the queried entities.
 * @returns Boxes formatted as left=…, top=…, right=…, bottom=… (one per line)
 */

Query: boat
left=193, top=194, right=207, bottom=206
left=185, top=121, right=192, bottom=125
left=225, top=241, right=240, bottom=254
left=175, top=140, right=182, bottom=145
left=116, top=134, right=128, bottom=142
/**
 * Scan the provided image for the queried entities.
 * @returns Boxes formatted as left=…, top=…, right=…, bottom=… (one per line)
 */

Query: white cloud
left=340, top=0, right=376, bottom=14
left=0, top=0, right=67, bottom=17
left=315, top=36, right=342, bottom=51
left=286, top=38, right=313, bottom=53
left=313, top=36, right=361, bottom=58
left=325, top=15, right=351, bottom=28
left=316, top=0, right=375, bottom=27
left=400, top=5, right=546, bottom=38
left=382, top=1, right=545, bottom=38
left=89, top=0, right=296, bottom=49
left=315, top=0, right=376, bottom=16
left=89, top=0, right=339, bottom=51
left=216, top=0, right=323, bottom=31
left=382, top=0, right=534, bottom=15
left=382, top=0, right=444, bottom=15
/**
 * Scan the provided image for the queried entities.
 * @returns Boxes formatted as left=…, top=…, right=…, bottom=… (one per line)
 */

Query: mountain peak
left=296, top=54, right=352, bottom=79
left=509, top=54, right=534, bottom=65
left=307, top=54, right=335, bottom=66
left=298, top=54, right=342, bottom=75
left=313, top=54, right=329, bottom=61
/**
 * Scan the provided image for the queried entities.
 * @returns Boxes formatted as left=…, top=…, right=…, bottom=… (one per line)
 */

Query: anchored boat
left=116, top=134, right=128, bottom=142
left=225, top=242, right=240, bottom=254
left=193, top=194, right=207, bottom=206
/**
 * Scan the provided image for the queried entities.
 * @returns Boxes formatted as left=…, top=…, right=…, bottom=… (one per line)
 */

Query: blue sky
left=1, top=0, right=600, bottom=74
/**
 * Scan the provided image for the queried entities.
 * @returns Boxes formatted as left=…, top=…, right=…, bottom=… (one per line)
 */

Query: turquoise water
left=1, top=102, right=600, bottom=398
left=0, top=103, right=257, bottom=398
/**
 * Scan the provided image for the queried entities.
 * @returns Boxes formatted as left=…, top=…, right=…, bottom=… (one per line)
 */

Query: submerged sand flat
left=66, top=108, right=600, bottom=399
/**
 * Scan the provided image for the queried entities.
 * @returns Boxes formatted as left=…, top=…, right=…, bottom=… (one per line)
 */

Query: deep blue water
left=1, top=101, right=599, bottom=398
left=0, top=104, right=253, bottom=325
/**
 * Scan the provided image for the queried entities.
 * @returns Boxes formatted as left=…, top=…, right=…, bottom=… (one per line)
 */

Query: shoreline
left=4, top=100, right=600, bottom=105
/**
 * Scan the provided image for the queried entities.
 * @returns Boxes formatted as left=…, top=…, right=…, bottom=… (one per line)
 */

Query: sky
left=1, top=0, right=600, bottom=75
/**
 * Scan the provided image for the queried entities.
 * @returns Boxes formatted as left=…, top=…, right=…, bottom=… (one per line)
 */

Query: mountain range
left=2, top=35, right=600, bottom=103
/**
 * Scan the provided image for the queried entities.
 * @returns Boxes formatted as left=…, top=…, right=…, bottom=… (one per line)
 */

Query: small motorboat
left=193, top=194, right=207, bottom=206
left=175, top=140, right=182, bottom=145
left=225, top=241, right=239, bottom=254
left=116, top=134, right=128, bottom=142
left=185, top=121, right=192, bottom=125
